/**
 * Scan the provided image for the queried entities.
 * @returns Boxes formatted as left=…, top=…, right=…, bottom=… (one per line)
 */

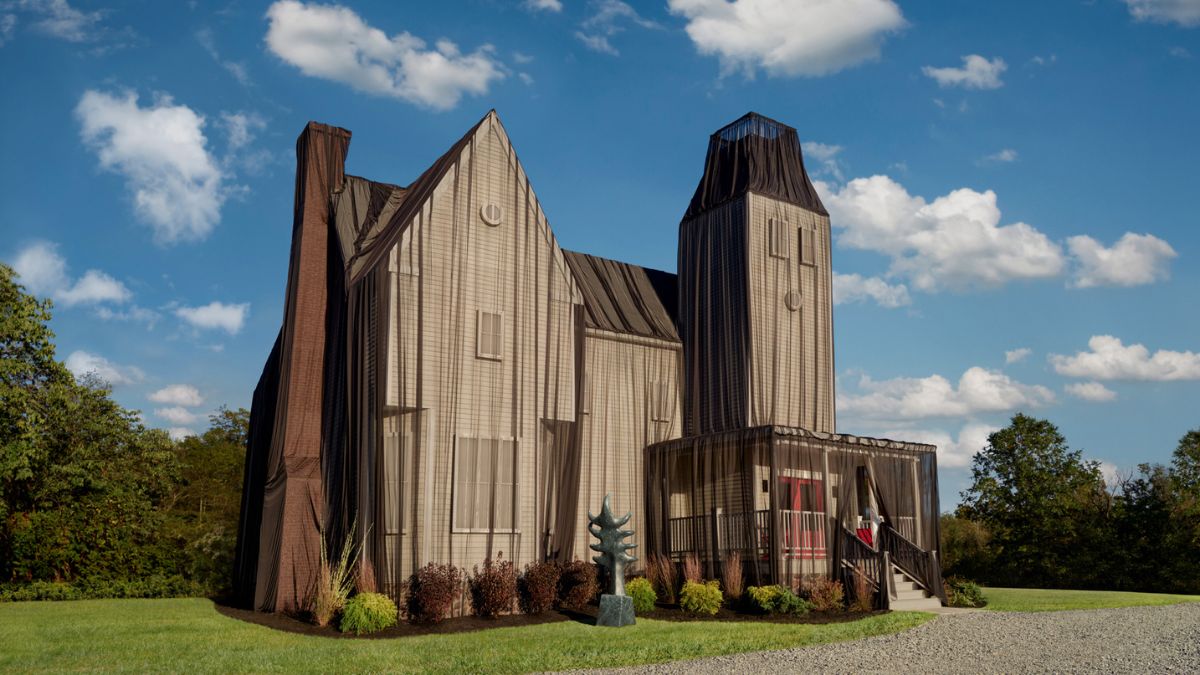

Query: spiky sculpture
left=588, top=494, right=637, bottom=596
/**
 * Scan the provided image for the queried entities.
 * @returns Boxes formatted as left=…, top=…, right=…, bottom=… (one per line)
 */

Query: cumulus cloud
left=575, top=0, right=659, bottom=56
left=922, top=54, right=1007, bottom=89
left=64, top=350, right=144, bottom=386
left=1050, top=335, right=1200, bottom=381
left=838, top=367, right=1055, bottom=422
left=1005, top=348, right=1032, bottom=364
left=175, top=301, right=249, bottom=334
left=155, top=406, right=201, bottom=426
left=10, top=241, right=130, bottom=306
left=818, top=175, right=1065, bottom=292
left=76, top=89, right=227, bottom=245
left=148, top=384, right=205, bottom=407
left=1065, top=381, right=1118, bottom=402
left=833, top=272, right=911, bottom=308
left=668, top=0, right=905, bottom=77
left=167, top=427, right=197, bottom=441
left=1067, top=232, right=1176, bottom=288
left=1123, top=0, right=1200, bottom=26
left=523, top=0, right=562, bottom=12
left=802, top=141, right=844, bottom=181
left=264, top=0, right=504, bottom=110
left=876, top=423, right=997, bottom=468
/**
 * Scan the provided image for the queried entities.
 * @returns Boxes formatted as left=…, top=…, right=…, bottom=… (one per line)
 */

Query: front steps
left=889, top=565, right=941, bottom=611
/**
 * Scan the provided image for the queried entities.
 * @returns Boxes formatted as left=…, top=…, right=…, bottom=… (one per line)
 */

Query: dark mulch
left=215, top=599, right=879, bottom=639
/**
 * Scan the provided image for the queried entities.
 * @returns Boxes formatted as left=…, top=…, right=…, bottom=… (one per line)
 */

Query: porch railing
left=665, top=509, right=827, bottom=561
left=894, top=516, right=917, bottom=543
left=880, top=523, right=931, bottom=592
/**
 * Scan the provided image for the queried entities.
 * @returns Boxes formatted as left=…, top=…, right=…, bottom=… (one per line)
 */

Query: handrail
left=840, top=526, right=886, bottom=609
left=880, top=523, right=931, bottom=593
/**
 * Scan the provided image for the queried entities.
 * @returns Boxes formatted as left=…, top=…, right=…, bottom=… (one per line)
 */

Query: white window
left=454, top=437, right=517, bottom=532
left=477, top=310, right=503, bottom=360
left=800, top=228, right=816, bottom=266
left=769, top=218, right=790, bottom=259
left=650, top=380, right=672, bottom=422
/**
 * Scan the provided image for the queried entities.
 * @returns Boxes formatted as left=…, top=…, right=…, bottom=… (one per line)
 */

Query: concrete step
left=895, top=588, right=927, bottom=602
left=890, top=596, right=942, bottom=611
left=892, top=580, right=920, bottom=593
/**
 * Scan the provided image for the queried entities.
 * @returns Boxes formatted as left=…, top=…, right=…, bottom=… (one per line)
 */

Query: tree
left=957, top=413, right=1109, bottom=588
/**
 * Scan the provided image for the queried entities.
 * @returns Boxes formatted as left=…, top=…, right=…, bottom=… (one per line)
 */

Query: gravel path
left=584, top=603, right=1200, bottom=674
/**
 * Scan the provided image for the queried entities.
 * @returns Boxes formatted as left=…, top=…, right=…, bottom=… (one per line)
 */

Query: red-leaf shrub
left=405, top=562, right=464, bottom=624
left=803, top=576, right=845, bottom=612
left=519, top=560, right=561, bottom=615
left=469, top=555, right=517, bottom=618
left=558, top=560, right=599, bottom=609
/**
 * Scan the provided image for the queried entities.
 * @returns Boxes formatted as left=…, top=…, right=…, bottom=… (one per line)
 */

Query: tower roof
left=683, top=112, right=828, bottom=219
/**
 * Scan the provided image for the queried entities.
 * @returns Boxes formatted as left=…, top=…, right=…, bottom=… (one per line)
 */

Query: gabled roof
left=684, top=111, right=828, bottom=220
left=563, top=250, right=679, bottom=343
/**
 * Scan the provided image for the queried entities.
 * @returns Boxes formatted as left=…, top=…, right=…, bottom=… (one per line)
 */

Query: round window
left=481, top=203, right=503, bottom=226
left=785, top=290, right=802, bottom=311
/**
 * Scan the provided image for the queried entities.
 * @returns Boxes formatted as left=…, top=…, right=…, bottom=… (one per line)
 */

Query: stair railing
left=840, top=526, right=888, bottom=610
left=879, top=523, right=932, bottom=593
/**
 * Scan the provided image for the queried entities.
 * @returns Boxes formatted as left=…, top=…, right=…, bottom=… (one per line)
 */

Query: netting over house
left=644, top=427, right=946, bottom=604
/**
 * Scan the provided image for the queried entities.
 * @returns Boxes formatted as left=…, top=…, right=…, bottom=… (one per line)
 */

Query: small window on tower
left=477, top=310, right=503, bottom=360
left=649, top=380, right=672, bottom=422
left=800, top=228, right=816, bottom=266
left=768, top=218, right=790, bottom=259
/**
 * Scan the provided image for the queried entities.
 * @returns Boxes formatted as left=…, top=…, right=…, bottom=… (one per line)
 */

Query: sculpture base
left=597, top=594, right=635, bottom=627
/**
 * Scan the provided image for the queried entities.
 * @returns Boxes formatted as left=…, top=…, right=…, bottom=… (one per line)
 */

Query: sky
left=1, top=0, right=1198, bottom=508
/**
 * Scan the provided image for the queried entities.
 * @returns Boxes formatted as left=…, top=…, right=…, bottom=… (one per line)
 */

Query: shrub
left=469, top=555, right=517, bottom=618
left=944, top=577, right=986, bottom=608
left=309, top=526, right=358, bottom=627
left=747, top=585, right=811, bottom=615
left=558, top=560, right=599, bottom=610
left=682, top=553, right=703, bottom=584
left=680, top=580, right=722, bottom=616
left=355, top=557, right=378, bottom=594
left=721, top=552, right=744, bottom=602
left=626, top=577, right=656, bottom=613
left=0, top=581, right=82, bottom=602
left=519, top=560, right=561, bottom=615
left=646, top=553, right=677, bottom=604
left=804, top=577, right=845, bottom=612
left=406, top=562, right=464, bottom=624
left=0, top=576, right=209, bottom=602
left=849, top=565, right=874, bottom=613
left=339, top=592, right=398, bottom=635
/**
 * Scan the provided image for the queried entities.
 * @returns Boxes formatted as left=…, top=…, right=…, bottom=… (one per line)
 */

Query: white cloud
left=512, top=51, right=534, bottom=64
left=1050, top=335, right=1200, bottom=382
left=518, top=72, right=534, bottom=85
left=219, top=111, right=265, bottom=152
left=1066, top=232, right=1176, bottom=288
left=1123, top=0, right=1200, bottom=27
left=5, top=0, right=101, bottom=42
left=148, top=384, right=205, bottom=407
left=877, top=423, right=997, bottom=469
left=523, top=0, right=562, bottom=12
left=923, top=54, right=1007, bottom=89
left=167, top=427, right=197, bottom=441
left=1170, top=45, right=1193, bottom=58
left=95, top=304, right=160, bottom=327
left=1005, top=347, right=1032, bottom=364
left=575, top=0, right=659, bottom=56
left=839, top=366, right=1055, bottom=422
left=1065, top=381, right=1118, bottom=402
left=264, top=0, right=504, bottom=111
left=197, top=28, right=252, bottom=87
left=10, top=241, right=131, bottom=306
left=817, top=175, right=1065, bottom=292
left=668, top=0, right=905, bottom=77
left=833, top=272, right=910, bottom=308
left=0, top=13, right=15, bottom=46
left=175, top=301, right=249, bottom=334
left=76, top=90, right=227, bottom=245
left=1098, top=460, right=1121, bottom=488
left=64, top=350, right=145, bottom=386
left=802, top=141, right=844, bottom=181
left=155, top=406, right=201, bottom=426
left=980, top=148, right=1018, bottom=164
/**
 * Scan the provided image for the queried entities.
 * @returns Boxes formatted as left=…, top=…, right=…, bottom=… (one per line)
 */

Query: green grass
left=982, top=587, right=1200, bottom=612
left=0, top=599, right=932, bottom=674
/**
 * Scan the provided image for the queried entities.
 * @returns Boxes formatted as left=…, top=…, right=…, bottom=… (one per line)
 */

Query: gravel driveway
left=583, top=603, right=1200, bottom=674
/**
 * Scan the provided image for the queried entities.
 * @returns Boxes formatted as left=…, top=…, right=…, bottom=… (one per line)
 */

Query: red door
left=778, top=477, right=826, bottom=559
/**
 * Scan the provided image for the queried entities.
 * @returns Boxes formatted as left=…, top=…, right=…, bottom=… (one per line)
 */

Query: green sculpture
left=588, top=493, right=637, bottom=597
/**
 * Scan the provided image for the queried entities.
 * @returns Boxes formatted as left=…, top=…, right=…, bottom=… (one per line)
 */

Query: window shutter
left=800, top=228, right=816, bottom=266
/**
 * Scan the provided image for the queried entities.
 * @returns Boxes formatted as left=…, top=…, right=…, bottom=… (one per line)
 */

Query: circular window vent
left=785, top=290, right=802, bottom=311
left=481, top=203, right=503, bottom=226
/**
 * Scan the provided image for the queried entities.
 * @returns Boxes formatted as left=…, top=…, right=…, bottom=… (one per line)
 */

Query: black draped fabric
left=684, top=112, right=827, bottom=220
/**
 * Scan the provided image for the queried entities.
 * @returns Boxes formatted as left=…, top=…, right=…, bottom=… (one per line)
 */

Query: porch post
left=821, top=444, right=833, bottom=578
left=911, top=458, right=923, bottom=546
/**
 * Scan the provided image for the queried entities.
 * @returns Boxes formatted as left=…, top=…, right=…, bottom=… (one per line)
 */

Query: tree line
left=1, top=264, right=245, bottom=597
left=944, top=413, right=1200, bottom=594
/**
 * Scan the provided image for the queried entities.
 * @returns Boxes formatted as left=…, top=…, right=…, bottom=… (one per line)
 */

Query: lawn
left=982, top=587, right=1200, bottom=612
left=0, top=598, right=932, bottom=674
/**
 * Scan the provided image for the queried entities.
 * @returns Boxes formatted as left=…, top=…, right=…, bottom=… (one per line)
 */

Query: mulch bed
left=215, top=599, right=880, bottom=639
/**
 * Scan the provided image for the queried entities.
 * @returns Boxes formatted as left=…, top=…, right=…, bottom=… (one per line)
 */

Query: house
left=233, top=110, right=945, bottom=615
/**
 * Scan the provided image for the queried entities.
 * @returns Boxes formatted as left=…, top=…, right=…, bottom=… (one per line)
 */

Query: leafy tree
left=939, top=513, right=994, bottom=581
left=957, top=413, right=1109, bottom=588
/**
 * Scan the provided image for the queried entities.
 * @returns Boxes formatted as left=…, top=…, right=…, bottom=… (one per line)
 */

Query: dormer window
left=769, top=218, right=790, bottom=259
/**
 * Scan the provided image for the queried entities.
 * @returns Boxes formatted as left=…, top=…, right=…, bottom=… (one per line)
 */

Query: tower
left=678, top=113, right=835, bottom=436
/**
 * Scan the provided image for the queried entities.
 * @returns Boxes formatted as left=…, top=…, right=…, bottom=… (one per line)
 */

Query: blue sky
left=1, top=0, right=1198, bottom=507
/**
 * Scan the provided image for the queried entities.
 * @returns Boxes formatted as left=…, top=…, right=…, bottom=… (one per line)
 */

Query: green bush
left=680, top=580, right=722, bottom=616
left=747, top=585, right=812, bottom=615
left=944, top=577, right=986, bottom=608
left=340, top=592, right=398, bottom=634
left=626, top=577, right=656, bottom=613
left=0, top=576, right=204, bottom=602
